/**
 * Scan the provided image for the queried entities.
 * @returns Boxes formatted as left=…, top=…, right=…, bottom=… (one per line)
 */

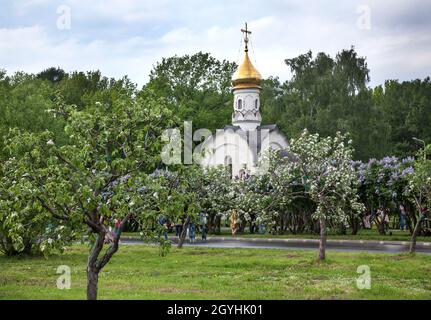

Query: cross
left=241, top=22, right=252, bottom=52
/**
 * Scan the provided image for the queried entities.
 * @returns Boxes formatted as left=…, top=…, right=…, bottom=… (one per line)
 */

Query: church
left=201, top=24, right=288, bottom=178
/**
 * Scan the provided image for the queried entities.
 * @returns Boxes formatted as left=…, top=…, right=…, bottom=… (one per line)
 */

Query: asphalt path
left=122, top=236, right=431, bottom=254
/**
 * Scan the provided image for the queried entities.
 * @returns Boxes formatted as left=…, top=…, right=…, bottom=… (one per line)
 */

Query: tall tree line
left=261, top=48, right=431, bottom=160
left=0, top=49, right=430, bottom=161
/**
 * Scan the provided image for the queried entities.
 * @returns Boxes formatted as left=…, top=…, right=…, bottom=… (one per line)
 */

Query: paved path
left=122, top=236, right=431, bottom=254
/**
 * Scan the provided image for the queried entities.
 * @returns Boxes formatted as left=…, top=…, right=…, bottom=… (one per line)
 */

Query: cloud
left=0, top=0, right=430, bottom=88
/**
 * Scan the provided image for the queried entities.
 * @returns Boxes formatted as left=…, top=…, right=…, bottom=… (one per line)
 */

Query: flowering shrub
left=353, top=155, right=415, bottom=233
left=354, top=156, right=414, bottom=205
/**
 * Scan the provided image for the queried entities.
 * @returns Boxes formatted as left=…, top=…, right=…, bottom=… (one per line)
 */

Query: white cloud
left=1, top=0, right=430, bottom=87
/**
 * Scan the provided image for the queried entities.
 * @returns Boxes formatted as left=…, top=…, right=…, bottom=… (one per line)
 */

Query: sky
left=1, top=0, right=430, bottom=88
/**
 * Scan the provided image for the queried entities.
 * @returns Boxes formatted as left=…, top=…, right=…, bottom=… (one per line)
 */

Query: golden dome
left=232, top=51, right=262, bottom=90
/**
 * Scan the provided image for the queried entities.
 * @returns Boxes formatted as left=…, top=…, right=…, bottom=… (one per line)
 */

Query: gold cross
left=241, top=22, right=251, bottom=52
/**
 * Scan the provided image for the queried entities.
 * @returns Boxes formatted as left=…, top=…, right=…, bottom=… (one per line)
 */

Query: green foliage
left=0, top=72, right=66, bottom=160
left=375, top=78, right=431, bottom=157
left=261, top=130, right=363, bottom=227
left=0, top=85, right=178, bottom=257
left=144, top=52, right=237, bottom=131
left=0, top=47, right=430, bottom=257
left=261, top=48, right=430, bottom=160
left=355, top=157, right=415, bottom=211
left=406, top=144, right=431, bottom=211
left=37, top=67, right=66, bottom=83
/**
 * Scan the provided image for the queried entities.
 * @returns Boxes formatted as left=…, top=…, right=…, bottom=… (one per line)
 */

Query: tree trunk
left=319, top=218, right=327, bottom=261
left=87, top=266, right=99, bottom=300
left=208, top=215, right=216, bottom=234
left=339, top=223, right=346, bottom=235
left=410, top=216, right=423, bottom=254
left=86, top=232, right=104, bottom=300
left=177, top=216, right=190, bottom=248
left=215, top=215, right=221, bottom=234
left=351, top=216, right=359, bottom=235
left=84, top=213, right=131, bottom=300
left=23, top=239, right=33, bottom=255
left=409, top=211, right=417, bottom=235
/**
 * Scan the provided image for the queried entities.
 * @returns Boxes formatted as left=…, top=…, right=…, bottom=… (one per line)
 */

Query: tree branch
left=35, top=196, right=69, bottom=220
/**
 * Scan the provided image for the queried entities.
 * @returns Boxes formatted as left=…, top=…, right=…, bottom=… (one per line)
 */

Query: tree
left=144, top=52, right=237, bottom=132
left=354, top=156, right=416, bottom=234
left=36, top=67, right=66, bottom=83
left=144, top=164, right=235, bottom=246
left=374, top=78, right=431, bottom=158
left=406, top=144, right=431, bottom=253
left=0, top=152, right=75, bottom=256
left=267, top=130, right=364, bottom=260
left=199, top=166, right=233, bottom=234
left=0, top=72, right=67, bottom=160
left=262, top=48, right=393, bottom=161
left=2, top=88, right=177, bottom=299
left=142, top=165, right=203, bottom=248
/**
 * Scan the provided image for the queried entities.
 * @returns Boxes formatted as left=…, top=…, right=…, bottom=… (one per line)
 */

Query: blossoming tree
left=354, top=156, right=415, bottom=234
left=1, top=91, right=177, bottom=299
left=265, top=130, right=364, bottom=260
left=405, top=145, right=431, bottom=253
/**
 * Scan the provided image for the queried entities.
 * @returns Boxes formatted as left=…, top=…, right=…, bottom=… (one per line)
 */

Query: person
left=188, top=223, right=196, bottom=244
left=113, top=218, right=121, bottom=237
left=375, top=208, right=388, bottom=232
left=230, top=210, right=240, bottom=235
left=258, top=222, right=265, bottom=234
left=104, top=226, right=115, bottom=244
left=363, top=212, right=371, bottom=229
left=199, top=212, right=207, bottom=242
left=399, top=204, right=407, bottom=231
left=158, top=215, right=168, bottom=240
left=238, top=169, right=245, bottom=179
left=384, top=211, right=390, bottom=232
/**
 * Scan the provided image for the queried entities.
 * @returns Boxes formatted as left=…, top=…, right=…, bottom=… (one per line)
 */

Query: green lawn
left=123, top=227, right=431, bottom=242
left=1, top=245, right=431, bottom=300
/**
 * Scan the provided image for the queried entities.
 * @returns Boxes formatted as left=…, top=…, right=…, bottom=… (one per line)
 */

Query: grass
left=1, top=245, right=431, bottom=300
left=123, top=227, right=431, bottom=242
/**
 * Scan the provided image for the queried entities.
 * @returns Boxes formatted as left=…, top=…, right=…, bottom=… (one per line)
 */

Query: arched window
left=237, top=99, right=242, bottom=109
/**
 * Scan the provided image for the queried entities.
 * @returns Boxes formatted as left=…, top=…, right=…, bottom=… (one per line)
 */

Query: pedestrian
left=230, top=210, right=240, bottom=235
left=113, top=218, right=121, bottom=237
left=188, top=223, right=196, bottom=244
left=384, top=211, right=390, bottom=232
left=158, top=215, right=168, bottom=240
left=258, top=222, right=265, bottom=234
left=399, top=204, right=407, bottom=231
left=104, top=226, right=115, bottom=244
left=363, top=212, right=371, bottom=229
left=199, top=212, right=207, bottom=242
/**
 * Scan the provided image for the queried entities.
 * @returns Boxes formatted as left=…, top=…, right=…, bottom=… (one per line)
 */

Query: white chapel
left=201, top=24, right=288, bottom=178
